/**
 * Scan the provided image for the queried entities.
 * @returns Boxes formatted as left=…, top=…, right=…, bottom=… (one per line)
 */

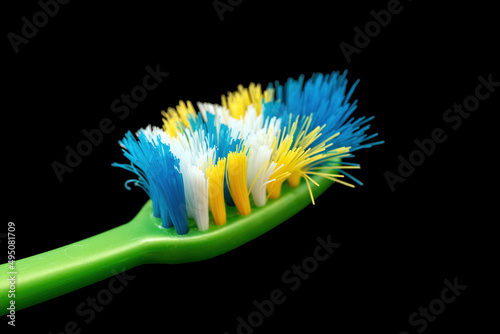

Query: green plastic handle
left=0, top=169, right=337, bottom=315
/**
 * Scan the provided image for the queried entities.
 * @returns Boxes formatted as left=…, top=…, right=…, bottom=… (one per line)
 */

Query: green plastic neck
left=0, top=166, right=337, bottom=314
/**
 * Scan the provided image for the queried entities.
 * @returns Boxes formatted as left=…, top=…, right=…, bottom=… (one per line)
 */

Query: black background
left=3, top=0, right=497, bottom=333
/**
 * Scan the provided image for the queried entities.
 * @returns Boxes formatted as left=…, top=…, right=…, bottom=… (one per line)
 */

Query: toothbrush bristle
left=207, top=158, right=227, bottom=225
left=227, top=148, right=251, bottom=216
left=113, top=71, right=384, bottom=235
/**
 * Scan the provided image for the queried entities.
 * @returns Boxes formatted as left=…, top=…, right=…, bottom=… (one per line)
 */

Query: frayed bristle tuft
left=112, top=130, right=189, bottom=234
left=113, top=71, right=383, bottom=234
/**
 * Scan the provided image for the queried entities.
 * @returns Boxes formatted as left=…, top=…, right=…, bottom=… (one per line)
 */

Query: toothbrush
left=0, top=71, right=383, bottom=315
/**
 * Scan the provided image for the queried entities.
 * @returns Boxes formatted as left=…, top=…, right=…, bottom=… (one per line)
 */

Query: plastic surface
left=0, top=169, right=336, bottom=314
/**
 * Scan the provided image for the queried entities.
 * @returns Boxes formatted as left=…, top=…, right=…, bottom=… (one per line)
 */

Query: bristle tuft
left=113, top=71, right=383, bottom=234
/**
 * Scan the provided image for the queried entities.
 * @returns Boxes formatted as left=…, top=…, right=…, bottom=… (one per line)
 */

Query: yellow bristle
left=227, top=150, right=251, bottom=216
left=221, top=83, right=265, bottom=119
left=247, top=83, right=263, bottom=115
left=176, top=100, right=196, bottom=128
left=207, top=158, right=227, bottom=225
left=161, top=100, right=196, bottom=137
left=267, top=115, right=309, bottom=198
left=287, top=170, right=302, bottom=187
left=267, top=115, right=355, bottom=201
left=161, top=109, right=181, bottom=137
left=238, top=84, right=251, bottom=109
left=267, top=133, right=297, bottom=199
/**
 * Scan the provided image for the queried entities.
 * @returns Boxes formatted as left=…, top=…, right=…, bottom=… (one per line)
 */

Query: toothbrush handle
left=0, top=220, right=145, bottom=315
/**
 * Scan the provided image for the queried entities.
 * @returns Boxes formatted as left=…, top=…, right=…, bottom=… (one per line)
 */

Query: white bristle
left=137, top=125, right=170, bottom=145
left=197, top=102, right=230, bottom=127
left=247, top=145, right=270, bottom=206
left=183, top=165, right=209, bottom=231
left=262, top=117, right=281, bottom=143
left=226, top=104, right=265, bottom=141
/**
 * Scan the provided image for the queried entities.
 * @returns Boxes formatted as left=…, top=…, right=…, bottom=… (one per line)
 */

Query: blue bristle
left=204, top=112, right=219, bottom=151
left=262, top=98, right=286, bottom=120
left=112, top=131, right=188, bottom=234
left=153, top=142, right=188, bottom=234
left=187, top=111, right=206, bottom=133
left=265, top=71, right=383, bottom=156
left=339, top=170, right=364, bottom=186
